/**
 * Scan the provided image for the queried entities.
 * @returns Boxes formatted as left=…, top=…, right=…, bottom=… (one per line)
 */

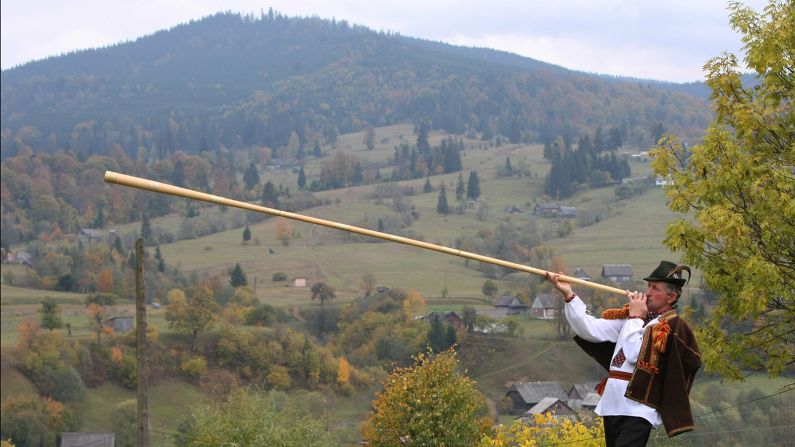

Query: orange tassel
left=602, top=304, right=630, bottom=320
left=652, top=319, right=671, bottom=353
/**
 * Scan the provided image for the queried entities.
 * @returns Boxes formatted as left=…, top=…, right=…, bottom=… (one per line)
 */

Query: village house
left=61, top=432, right=114, bottom=447
left=533, top=202, right=576, bottom=218
left=106, top=316, right=134, bottom=333
left=530, top=294, right=558, bottom=319
left=292, top=277, right=307, bottom=287
left=579, top=393, right=602, bottom=411
left=572, top=267, right=592, bottom=281
left=425, top=311, right=463, bottom=330
left=522, top=397, right=576, bottom=420
left=601, top=264, right=633, bottom=282
left=568, top=382, right=600, bottom=401
left=494, top=295, right=528, bottom=316
left=533, top=202, right=561, bottom=217
left=505, top=381, right=569, bottom=415
left=78, top=228, right=104, bottom=242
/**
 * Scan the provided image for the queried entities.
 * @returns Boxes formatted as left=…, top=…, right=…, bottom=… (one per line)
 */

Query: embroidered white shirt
left=565, top=295, right=662, bottom=426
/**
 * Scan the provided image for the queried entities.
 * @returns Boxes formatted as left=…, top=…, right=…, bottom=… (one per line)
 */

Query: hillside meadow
left=2, top=124, right=710, bottom=445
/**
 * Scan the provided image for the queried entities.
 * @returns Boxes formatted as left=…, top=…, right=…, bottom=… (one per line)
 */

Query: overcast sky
left=1, top=0, right=765, bottom=82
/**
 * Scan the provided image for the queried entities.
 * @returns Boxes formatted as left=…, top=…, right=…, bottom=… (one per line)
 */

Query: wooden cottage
left=531, top=294, right=558, bottom=319
left=505, top=382, right=569, bottom=415
left=494, top=295, right=529, bottom=316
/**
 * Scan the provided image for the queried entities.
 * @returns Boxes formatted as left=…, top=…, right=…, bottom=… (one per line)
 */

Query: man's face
left=645, top=281, right=677, bottom=313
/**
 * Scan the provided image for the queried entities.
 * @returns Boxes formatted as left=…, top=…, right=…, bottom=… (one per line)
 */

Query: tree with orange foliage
left=96, top=269, right=114, bottom=293
left=274, top=218, right=293, bottom=246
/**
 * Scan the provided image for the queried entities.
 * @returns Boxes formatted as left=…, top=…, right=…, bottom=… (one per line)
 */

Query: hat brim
left=643, top=276, right=686, bottom=288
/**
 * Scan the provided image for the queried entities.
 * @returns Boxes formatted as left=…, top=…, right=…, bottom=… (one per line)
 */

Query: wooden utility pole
left=135, top=239, right=149, bottom=447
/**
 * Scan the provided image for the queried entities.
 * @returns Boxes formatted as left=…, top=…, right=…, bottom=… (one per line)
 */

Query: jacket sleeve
left=662, top=320, right=702, bottom=437
left=565, top=296, right=623, bottom=343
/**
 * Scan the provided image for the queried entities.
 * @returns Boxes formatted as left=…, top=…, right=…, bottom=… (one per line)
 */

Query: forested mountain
left=1, top=10, right=711, bottom=162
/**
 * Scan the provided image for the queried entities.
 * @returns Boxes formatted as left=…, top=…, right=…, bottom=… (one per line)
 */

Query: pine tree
left=427, top=315, right=446, bottom=352
left=297, top=166, right=306, bottom=190
left=113, top=236, right=124, bottom=256
left=140, top=213, right=152, bottom=243
left=505, top=157, right=513, bottom=176
left=436, top=184, right=449, bottom=214
left=261, top=181, right=279, bottom=208
left=423, top=177, right=432, bottom=193
left=93, top=207, right=105, bottom=228
left=243, top=162, right=260, bottom=190
left=467, top=171, right=481, bottom=200
left=455, top=172, right=465, bottom=200
left=40, top=300, right=63, bottom=331
left=229, top=263, right=248, bottom=288
left=313, top=141, right=322, bottom=158
left=242, top=225, right=251, bottom=243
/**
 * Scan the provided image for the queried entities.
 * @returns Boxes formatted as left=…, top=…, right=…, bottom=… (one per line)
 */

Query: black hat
left=643, top=261, right=690, bottom=288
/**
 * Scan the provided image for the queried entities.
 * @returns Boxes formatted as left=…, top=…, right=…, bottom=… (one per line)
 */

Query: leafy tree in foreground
left=651, top=0, right=794, bottom=378
left=362, top=350, right=490, bottom=447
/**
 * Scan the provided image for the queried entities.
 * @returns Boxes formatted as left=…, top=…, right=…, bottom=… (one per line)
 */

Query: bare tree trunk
left=135, top=239, right=149, bottom=447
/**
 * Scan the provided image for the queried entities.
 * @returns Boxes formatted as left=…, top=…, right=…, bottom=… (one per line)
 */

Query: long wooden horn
left=104, top=171, right=626, bottom=296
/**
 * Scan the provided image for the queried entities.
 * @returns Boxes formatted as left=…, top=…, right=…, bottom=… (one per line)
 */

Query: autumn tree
left=86, top=303, right=107, bottom=346
left=165, top=286, right=220, bottom=353
left=360, top=272, right=376, bottom=296
left=481, top=280, right=498, bottom=302
left=274, top=218, right=293, bottom=246
left=651, top=0, right=794, bottom=378
left=310, top=282, right=336, bottom=308
left=39, top=300, right=63, bottom=331
left=362, top=350, right=489, bottom=446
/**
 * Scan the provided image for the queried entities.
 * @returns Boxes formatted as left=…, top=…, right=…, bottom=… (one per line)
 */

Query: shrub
left=180, top=355, right=207, bottom=382
left=86, top=293, right=118, bottom=306
left=271, top=272, right=287, bottom=281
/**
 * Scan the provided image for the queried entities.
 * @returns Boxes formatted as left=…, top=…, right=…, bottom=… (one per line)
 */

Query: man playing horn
left=547, top=261, right=701, bottom=447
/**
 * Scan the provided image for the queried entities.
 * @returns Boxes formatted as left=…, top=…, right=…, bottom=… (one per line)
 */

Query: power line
left=694, top=385, right=794, bottom=418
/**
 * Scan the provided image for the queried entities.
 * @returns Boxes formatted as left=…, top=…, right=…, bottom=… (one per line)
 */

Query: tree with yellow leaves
left=651, top=0, right=794, bottom=378
left=362, top=349, right=490, bottom=446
